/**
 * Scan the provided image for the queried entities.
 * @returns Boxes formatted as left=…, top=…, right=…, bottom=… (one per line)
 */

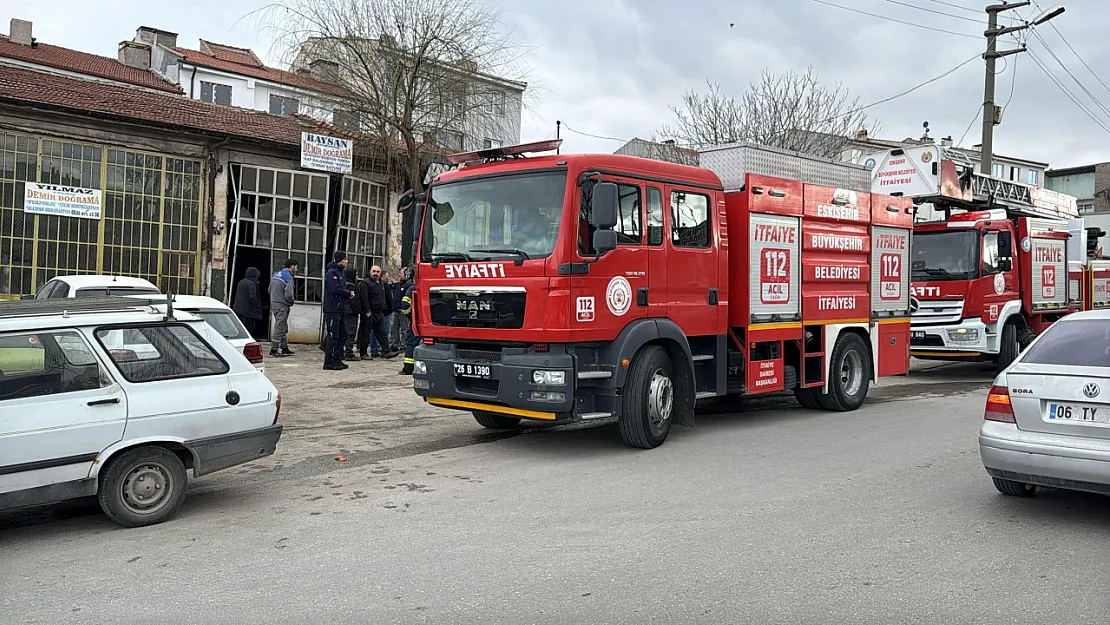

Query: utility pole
left=981, top=2, right=1066, bottom=176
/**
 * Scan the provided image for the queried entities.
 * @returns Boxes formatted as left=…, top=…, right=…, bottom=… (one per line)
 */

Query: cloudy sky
left=4, top=0, right=1109, bottom=168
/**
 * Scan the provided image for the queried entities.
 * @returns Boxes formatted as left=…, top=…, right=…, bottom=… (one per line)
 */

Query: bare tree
left=659, top=68, right=878, bottom=159
left=256, top=0, right=529, bottom=193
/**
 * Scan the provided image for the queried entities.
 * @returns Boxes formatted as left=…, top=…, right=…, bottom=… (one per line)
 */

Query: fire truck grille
left=429, top=289, right=526, bottom=329
left=457, top=377, right=499, bottom=397
left=456, top=348, right=502, bottom=362
left=910, top=299, right=964, bottom=325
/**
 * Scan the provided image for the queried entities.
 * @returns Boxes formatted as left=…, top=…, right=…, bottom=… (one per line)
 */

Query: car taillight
left=244, top=342, right=264, bottom=364
left=274, top=392, right=282, bottom=424
left=985, top=385, right=1015, bottom=423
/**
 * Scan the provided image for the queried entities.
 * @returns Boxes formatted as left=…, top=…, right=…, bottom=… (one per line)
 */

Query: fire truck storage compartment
left=746, top=325, right=799, bottom=394
left=877, top=322, right=911, bottom=377
left=1024, top=219, right=1069, bottom=311
left=1091, top=260, right=1110, bottom=309
left=870, top=195, right=913, bottom=317
left=1068, top=261, right=1085, bottom=309
left=731, top=174, right=804, bottom=326
left=801, top=184, right=871, bottom=321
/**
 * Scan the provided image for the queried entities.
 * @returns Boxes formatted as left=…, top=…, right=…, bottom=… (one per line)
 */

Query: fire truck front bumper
left=910, top=318, right=996, bottom=360
left=411, top=343, right=577, bottom=421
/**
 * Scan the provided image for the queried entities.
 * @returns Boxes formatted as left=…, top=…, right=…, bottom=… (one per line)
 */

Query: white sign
left=24, top=182, right=102, bottom=220
left=300, top=132, right=352, bottom=174
left=576, top=296, right=595, bottom=322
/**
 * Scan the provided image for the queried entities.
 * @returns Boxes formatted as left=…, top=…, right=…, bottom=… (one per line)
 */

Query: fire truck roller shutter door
left=597, top=318, right=696, bottom=427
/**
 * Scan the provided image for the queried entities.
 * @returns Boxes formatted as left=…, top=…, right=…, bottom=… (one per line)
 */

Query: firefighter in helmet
left=399, top=267, right=420, bottom=375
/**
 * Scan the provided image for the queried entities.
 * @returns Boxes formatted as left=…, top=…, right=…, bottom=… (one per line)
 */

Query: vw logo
left=909, top=296, right=920, bottom=313
left=1083, top=383, right=1100, bottom=399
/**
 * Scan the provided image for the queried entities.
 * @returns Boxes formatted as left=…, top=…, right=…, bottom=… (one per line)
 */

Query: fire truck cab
left=404, top=140, right=912, bottom=449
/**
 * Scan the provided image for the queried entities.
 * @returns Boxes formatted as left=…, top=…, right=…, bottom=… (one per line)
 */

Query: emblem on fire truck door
left=606, top=276, right=632, bottom=316
left=994, top=273, right=1006, bottom=295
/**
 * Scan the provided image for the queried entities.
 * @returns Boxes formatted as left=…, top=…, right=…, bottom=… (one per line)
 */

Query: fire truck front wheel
left=818, top=333, right=870, bottom=412
left=996, top=322, right=1019, bottom=373
left=619, top=345, right=676, bottom=449
left=473, top=412, right=522, bottom=429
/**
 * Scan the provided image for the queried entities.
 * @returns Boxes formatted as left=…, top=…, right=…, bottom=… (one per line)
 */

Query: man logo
left=909, top=296, right=920, bottom=314
left=1083, top=383, right=1100, bottom=399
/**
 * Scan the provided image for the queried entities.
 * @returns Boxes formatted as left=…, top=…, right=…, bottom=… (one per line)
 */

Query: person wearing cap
left=323, top=251, right=355, bottom=370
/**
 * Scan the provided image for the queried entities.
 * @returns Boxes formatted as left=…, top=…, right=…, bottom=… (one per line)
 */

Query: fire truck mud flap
left=599, top=318, right=696, bottom=427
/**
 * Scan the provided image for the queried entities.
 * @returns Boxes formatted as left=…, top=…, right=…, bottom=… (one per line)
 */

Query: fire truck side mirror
left=593, top=229, right=618, bottom=253
left=590, top=182, right=620, bottom=230
left=396, top=189, right=414, bottom=213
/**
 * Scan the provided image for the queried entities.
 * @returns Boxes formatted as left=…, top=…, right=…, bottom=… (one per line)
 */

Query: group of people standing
left=231, top=253, right=419, bottom=374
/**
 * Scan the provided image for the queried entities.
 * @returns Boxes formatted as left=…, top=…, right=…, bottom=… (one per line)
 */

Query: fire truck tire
left=619, top=346, right=675, bottom=449
left=472, top=412, right=521, bottom=429
left=996, top=322, right=1019, bottom=373
left=818, top=333, right=870, bottom=412
left=794, top=387, right=821, bottom=410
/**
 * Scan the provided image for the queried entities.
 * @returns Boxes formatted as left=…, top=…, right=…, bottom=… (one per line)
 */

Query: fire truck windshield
left=911, top=230, right=980, bottom=282
left=421, top=171, right=568, bottom=262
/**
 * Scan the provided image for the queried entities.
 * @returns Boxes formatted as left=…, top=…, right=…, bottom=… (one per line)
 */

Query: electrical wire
left=1031, top=0, right=1110, bottom=99
left=1002, top=56, right=1019, bottom=111
left=878, top=0, right=984, bottom=24
left=1026, top=48, right=1110, bottom=135
left=830, top=53, right=981, bottom=119
left=920, top=0, right=981, bottom=14
left=956, top=102, right=982, bottom=148
left=559, top=122, right=627, bottom=143
left=807, top=0, right=980, bottom=39
left=1028, top=30, right=1110, bottom=122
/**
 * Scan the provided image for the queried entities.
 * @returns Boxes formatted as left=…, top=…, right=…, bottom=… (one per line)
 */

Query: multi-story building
left=1044, top=162, right=1109, bottom=214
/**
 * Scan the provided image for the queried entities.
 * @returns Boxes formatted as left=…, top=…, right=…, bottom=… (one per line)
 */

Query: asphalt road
left=4, top=361, right=1109, bottom=624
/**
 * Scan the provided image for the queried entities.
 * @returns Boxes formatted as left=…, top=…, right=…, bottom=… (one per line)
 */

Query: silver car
left=980, top=309, right=1110, bottom=497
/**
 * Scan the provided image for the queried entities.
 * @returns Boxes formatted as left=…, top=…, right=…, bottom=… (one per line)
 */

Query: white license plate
left=911, top=331, right=925, bottom=340
left=454, top=363, right=491, bottom=379
left=1047, top=402, right=1110, bottom=424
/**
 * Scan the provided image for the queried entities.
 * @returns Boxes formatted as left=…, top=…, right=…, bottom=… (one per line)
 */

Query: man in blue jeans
left=323, top=251, right=355, bottom=370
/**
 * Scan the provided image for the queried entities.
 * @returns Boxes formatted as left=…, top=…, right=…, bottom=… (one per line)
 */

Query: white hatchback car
left=0, top=297, right=282, bottom=527
left=980, top=310, right=1110, bottom=498
left=33, top=275, right=161, bottom=299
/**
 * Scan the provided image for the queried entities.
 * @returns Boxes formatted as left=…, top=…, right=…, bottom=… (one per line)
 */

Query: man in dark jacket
left=323, top=251, right=355, bottom=370
left=390, top=267, right=412, bottom=350
left=358, top=264, right=397, bottom=359
left=232, top=267, right=263, bottom=336
left=400, top=277, right=420, bottom=375
left=342, top=267, right=362, bottom=360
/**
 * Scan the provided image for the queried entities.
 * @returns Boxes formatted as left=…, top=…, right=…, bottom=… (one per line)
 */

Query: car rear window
left=1021, top=319, right=1110, bottom=367
left=75, top=286, right=160, bottom=297
left=190, top=309, right=250, bottom=340
left=95, top=324, right=230, bottom=383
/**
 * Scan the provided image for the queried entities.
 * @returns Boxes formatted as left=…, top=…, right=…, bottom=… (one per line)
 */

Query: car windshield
left=1021, top=319, right=1110, bottom=367
left=421, top=170, right=568, bottom=262
left=911, top=230, right=980, bottom=281
left=187, top=309, right=250, bottom=340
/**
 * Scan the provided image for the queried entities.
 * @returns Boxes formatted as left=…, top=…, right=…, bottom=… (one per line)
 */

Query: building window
left=333, top=109, right=359, bottom=130
left=487, top=91, right=506, bottom=115
left=1079, top=201, right=1095, bottom=215
left=439, top=131, right=464, bottom=152
left=482, top=138, right=502, bottom=150
left=1027, top=169, right=1039, bottom=186
left=233, top=165, right=329, bottom=303
left=269, top=94, right=299, bottom=117
left=338, top=177, right=389, bottom=275
left=199, top=81, right=232, bottom=106
left=992, top=163, right=1004, bottom=179
left=1009, top=166, right=1020, bottom=181
left=671, top=190, right=711, bottom=248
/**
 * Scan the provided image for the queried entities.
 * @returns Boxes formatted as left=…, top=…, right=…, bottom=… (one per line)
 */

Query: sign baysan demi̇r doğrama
left=300, top=132, right=353, bottom=174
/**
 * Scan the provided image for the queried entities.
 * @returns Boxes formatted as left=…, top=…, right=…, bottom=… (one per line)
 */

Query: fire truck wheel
left=619, top=345, right=675, bottom=449
left=818, top=333, right=870, bottom=412
left=794, top=387, right=821, bottom=410
left=472, top=412, right=522, bottom=429
left=996, top=322, right=1019, bottom=373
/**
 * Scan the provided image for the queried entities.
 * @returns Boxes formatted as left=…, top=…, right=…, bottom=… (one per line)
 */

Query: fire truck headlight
left=532, top=370, right=566, bottom=385
left=413, top=360, right=427, bottom=375
left=947, top=328, right=980, bottom=343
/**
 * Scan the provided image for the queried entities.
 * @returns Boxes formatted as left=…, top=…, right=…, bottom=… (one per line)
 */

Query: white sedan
left=980, top=309, right=1110, bottom=497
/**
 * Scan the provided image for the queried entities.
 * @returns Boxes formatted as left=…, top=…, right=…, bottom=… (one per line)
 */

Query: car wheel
left=817, top=333, right=871, bottom=412
left=473, top=412, right=521, bottom=429
left=794, top=386, right=821, bottom=409
left=619, top=346, right=676, bottom=449
left=992, top=477, right=1036, bottom=497
left=97, top=446, right=188, bottom=528
left=996, top=322, right=1019, bottom=373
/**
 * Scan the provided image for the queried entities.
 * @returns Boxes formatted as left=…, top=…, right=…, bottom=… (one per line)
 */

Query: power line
left=807, top=0, right=980, bottom=39
left=878, top=0, right=984, bottom=24
left=920, top=0, right=982, bottom=15
left=559, top=122, right=627, bottom=143
left=1002, top=56, right=1019, bottom=111
left=956, top=102, right=983, bottom=148
left=1028, top=30, right=1110, bottom=122
left=1026, top=48, right=1110, bottom=135
left=1030, top=0, right=1110, bottom=99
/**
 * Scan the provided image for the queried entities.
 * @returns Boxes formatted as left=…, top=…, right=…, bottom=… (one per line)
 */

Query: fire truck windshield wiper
left=469, top=247, right=531, bottom=261
left=430, top=252, right=472, bottom=262
left=915, top=267, right=962, bottom=280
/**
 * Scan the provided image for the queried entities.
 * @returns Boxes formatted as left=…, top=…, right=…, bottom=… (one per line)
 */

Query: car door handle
left=87, top=397, right=120, bottom=406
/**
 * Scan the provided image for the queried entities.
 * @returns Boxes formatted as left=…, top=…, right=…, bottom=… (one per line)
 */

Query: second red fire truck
left=401, top=140, right=912, bottom=448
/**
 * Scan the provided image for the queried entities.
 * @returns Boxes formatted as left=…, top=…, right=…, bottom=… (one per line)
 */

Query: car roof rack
left=0, top=296, right=164, bottom=321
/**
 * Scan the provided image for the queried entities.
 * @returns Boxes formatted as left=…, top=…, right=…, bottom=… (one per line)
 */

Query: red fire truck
left=401, top=140, right=912, bottom=448
left=866, top=144, right=1085, bottom=371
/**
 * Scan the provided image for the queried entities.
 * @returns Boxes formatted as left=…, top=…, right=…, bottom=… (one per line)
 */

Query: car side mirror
left=590, top=182, right=619, bottom=229
left=593, top=229, right=617, bottom=254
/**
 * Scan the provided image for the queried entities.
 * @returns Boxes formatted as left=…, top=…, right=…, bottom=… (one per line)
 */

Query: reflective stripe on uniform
left=403, top=357, right=414, bottom=364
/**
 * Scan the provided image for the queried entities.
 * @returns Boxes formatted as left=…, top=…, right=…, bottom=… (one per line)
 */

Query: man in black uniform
left=400, top=274, right=420, bottom=375
left=323, top=251, right=355, bottom=370
left=342, top=267, right=362, bottom=361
